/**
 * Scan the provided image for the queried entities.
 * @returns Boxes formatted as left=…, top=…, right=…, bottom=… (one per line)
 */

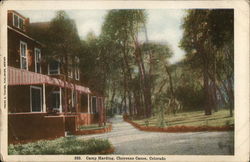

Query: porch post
left=103, top=97, right=106, bottom=125
left=42, top=83, right=46, bottom=112
left=90, top=96, right=93, bottom=113
left=87, top=94, right=90, bottom=113
left=96, top=97, right=98, bottom=113
left=59, top=87, right=62, bottom=113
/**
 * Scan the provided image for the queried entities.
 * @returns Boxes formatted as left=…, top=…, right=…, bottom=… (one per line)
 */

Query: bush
left=175, top=85, right=204, bottom=111
left=79, top=123, right=111, bottom=130
left=106, top=108, right=115, bottom=118
left=8, top=137, right=113, bottom=155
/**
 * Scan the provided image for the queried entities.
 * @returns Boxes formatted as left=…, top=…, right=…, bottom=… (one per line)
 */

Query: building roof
left=29, top=22, right=50, bottom=30
left=8, top=10, right=28, bottom=20
left=8, top=66, right=91, bottom=94
left=8, top=26, right=44, bottom=46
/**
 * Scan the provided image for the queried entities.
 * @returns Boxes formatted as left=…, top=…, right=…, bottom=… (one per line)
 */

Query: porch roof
left=8, top=66, right=91, bottom=94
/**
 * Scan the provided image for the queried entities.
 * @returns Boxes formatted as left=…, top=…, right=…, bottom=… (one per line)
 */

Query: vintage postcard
left=0, top=0, right=249, bottom=162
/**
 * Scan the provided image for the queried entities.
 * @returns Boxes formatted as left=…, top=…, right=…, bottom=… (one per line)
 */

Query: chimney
left=25, top=18, right=30, bottom=32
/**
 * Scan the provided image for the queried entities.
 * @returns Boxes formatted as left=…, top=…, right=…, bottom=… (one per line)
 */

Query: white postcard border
left=0, top=0, right=249, bottom=162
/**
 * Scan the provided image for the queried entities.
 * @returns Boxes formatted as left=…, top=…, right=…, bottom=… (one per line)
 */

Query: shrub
left=9, top=137, right=113, bottom=155
left=145, top=120, right=149, bottom=127
left=225, top=120, right=231, bottom=126
left=79, top=123, right=111, bottom=130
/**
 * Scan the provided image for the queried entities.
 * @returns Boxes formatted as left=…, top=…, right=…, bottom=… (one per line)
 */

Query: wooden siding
left=8, top=28, right=43, bottom=72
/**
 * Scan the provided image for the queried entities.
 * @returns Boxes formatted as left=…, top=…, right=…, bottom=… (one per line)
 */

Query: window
left=30, top=86, right=42, bottom=112
left=71, top=90, right=77, bottom=108
left=97, top=97, right=102, bottom=113
left=68, top=66, right=73, bottom=78
left=13, top=14, right=18, bottom=27
left=48, top=60, right=60, bottom=75
left=19, top=18, right=24, bottom=30
left=20, top=41, right=28, bottom=70
left=75, top=57, right=80, bottom=80
left=35, top=48, right=41, bottom=73
left=13, top=13, right=24, bottom=30
left=92, top=97, right=97, bottom=113
left=52, top=91, right=60, bottom=109
left=68, top=58, right=73, bottom=78
left=75, top=68, right=80, bottom=80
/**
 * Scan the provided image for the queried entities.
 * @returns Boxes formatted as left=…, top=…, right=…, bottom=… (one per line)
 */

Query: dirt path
left=77, top=115, right=234, bottom=155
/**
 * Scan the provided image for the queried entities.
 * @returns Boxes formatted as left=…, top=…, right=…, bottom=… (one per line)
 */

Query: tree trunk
left=211, top=81, right=218, bottom=112
left=201, top=49, right=212, bottom=115
left=140, top=90, right=146, bottom=117
left=204, top=71, right=211, bottom=115
left=209, top=50, right=218, bottom=112
left=133, top=90, right=141, bottom=117
left=165, top=64, right=177, bottom=114
left=165, top=65, right=174, bottom=98
left=121, top=41, right=134, bottom=116
left=110, top=86, right=116, bottom=112
left=134, top=42, right=152, bottom=118
left=228, top=77, right=234, bottom=117
left=61, top=55, right=69, bottom=113
left=123, top=91, right=127, bottom=114
left=128, top=91, right=133, bottom=116
left=216, top=71, right=234, bottom=117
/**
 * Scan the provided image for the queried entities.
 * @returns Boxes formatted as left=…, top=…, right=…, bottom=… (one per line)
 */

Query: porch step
left=65, top=131, right=74, bottom=136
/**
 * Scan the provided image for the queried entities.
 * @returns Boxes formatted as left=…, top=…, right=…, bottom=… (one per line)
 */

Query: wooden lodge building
left=7, top=10, right=106, bottom=144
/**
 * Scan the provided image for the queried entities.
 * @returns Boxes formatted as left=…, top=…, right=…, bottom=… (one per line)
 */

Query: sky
left=18, top=9, right=186, bottom=64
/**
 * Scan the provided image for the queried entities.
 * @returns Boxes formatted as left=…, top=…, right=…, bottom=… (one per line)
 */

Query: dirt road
left=78, top=115, right=234, bottom=155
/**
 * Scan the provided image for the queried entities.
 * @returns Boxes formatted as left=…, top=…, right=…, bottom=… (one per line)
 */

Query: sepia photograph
left=0, top=0, right=249, bottom=161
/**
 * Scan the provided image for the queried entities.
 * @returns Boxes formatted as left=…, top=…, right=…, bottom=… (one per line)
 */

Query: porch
left=8, top=66, right=106, bottom=144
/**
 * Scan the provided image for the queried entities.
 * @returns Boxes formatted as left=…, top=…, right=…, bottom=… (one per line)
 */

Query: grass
left=79, top=123, right=111, bottom=130
left=8, top=136, right=113, bottom=155
left=133, top=109, right=234, bottom=127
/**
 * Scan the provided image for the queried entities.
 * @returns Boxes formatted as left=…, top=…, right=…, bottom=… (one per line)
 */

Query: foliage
left=100, top=9, right=152, bottom=117
left=101, top=9, right=147, bottom=43
left=180, top=9, right=234, bottom=116
left=78, top=35, right=103, bottom=92
left=46, top=11, right=81, bottom=60
left=8, top=137, right=112, bottom=155
left=28, top=9, right=234, bottom=120
left=79, top=123, right=111, bottom=130
left=30, top=10, right=81, bottom=63
left=171, top=62, right=204, bottom=110
left=175, top=85, right=204, bottom=110
left=154, top=93, right=168, bottom=127
left=141, top=42, right=173, bottom=90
